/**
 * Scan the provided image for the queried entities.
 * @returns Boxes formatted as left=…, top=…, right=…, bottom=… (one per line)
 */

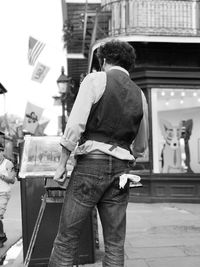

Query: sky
left=0, top=0, right=66, bottom=135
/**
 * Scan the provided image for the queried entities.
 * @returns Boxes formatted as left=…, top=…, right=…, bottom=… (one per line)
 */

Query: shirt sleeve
left=60, top=71, right=106, bottom=151
left=131, top=91, right=149, bottom=158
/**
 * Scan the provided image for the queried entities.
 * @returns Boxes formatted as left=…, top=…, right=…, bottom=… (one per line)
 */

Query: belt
left=77, top=153, right=112, bottom=160
left=76, top=153, right=134, bottom=164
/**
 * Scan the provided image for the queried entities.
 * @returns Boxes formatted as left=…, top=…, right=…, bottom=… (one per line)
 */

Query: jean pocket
left=110, top=177, right=130, bottom=204
left=72, top=170, right=103, bottom=207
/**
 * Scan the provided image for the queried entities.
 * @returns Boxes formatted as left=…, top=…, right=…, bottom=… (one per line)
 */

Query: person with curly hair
left=0, top=143, right=16, bottom=247
left=48, top=40, right=148, bottom=267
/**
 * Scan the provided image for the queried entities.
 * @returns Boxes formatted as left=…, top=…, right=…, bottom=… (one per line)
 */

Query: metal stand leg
left=24, top=193, right=47, bottom=267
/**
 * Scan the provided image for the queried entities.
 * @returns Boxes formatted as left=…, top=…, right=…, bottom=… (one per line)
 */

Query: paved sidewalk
left=2, top=182, right=200, bottom=267
left=80, top=202, right=200, bottom=267
left=124, top=202, right=200, bottom=267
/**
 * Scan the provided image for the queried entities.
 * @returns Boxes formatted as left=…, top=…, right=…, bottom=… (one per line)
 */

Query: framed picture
left=19, top=135, right=75, bottom=178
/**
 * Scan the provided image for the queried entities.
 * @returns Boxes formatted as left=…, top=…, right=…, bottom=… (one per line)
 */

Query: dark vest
left=79, top=69, right=143, bottom=152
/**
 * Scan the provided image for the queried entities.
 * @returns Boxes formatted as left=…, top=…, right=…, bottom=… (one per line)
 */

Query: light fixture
left=56, top=66, right=72, bottom=133
left=193, top=92, right=197, bottom=97
left=181, top=91, right=185, bottom=97
left=161, top=91, right=165, bottom=96
left=57, top=66, right=71, bottom=94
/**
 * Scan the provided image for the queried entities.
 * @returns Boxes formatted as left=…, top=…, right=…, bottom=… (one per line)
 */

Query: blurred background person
left=0, top=143, right=16, bottom=247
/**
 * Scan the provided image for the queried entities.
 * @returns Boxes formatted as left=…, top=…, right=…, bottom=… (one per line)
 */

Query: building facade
left=63, top=0, right=200, bottom=202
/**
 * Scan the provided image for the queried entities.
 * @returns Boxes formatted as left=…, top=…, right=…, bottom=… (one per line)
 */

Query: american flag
left=28, top=36, right=45, bottom=66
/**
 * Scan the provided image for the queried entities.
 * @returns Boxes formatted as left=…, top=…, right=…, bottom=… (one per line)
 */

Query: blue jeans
left=48, top=155, right=132, bottom=267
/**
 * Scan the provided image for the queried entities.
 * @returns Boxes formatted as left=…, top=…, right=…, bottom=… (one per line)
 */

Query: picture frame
left=19, top=135, right=75, bottom=178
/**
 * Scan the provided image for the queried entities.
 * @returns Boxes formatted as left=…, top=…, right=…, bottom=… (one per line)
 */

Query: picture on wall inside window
left=160, top=119, right=193, bottom=173
left=152, top=88, right=200, bottom=174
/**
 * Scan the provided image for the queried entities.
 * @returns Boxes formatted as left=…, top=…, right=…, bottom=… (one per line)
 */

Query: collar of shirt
left=109, top=66, right=129, bottom=76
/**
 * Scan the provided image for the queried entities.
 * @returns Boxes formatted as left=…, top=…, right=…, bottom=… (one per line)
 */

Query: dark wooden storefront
left=128, top=42, right=200, bottom=203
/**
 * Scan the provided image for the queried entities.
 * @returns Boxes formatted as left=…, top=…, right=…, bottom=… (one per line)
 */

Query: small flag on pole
left=31, top=62, right=50, bottom=83
left=28, top=36, right=45, bottom=66
left=23, top=102, right=44, bottom=134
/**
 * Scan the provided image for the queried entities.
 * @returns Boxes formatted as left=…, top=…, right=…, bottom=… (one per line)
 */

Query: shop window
left=152, top=88, right=200, bottom=174
left=134, top=89, right=150, bottom=173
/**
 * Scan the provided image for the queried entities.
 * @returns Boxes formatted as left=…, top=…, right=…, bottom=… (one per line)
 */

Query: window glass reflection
left=152, top=88, right=200, bottom=174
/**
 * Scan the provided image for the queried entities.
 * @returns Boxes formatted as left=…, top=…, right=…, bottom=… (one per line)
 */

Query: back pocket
left=72, top=170, right=103, bottom=207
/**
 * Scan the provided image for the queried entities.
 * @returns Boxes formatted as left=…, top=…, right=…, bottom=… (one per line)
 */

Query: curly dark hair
left=96, top=40, right=136, bottom=72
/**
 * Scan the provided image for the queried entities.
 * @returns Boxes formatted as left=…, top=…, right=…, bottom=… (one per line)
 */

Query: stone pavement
left=2, top=181, right=200, bottom=267
left=80, top=202, right=200, bottom=267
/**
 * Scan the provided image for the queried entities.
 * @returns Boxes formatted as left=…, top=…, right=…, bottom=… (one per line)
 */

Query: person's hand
left=53, top=165, right=67, bottom=186
left=53, top=146, right=71, bottom=186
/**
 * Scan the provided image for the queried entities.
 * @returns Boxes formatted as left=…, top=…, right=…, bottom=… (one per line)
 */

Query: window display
left=152, top=88, right=200, bottom=174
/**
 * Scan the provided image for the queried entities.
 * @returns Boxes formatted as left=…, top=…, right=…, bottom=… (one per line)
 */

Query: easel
left=23, top=178, right=79, bottom=267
